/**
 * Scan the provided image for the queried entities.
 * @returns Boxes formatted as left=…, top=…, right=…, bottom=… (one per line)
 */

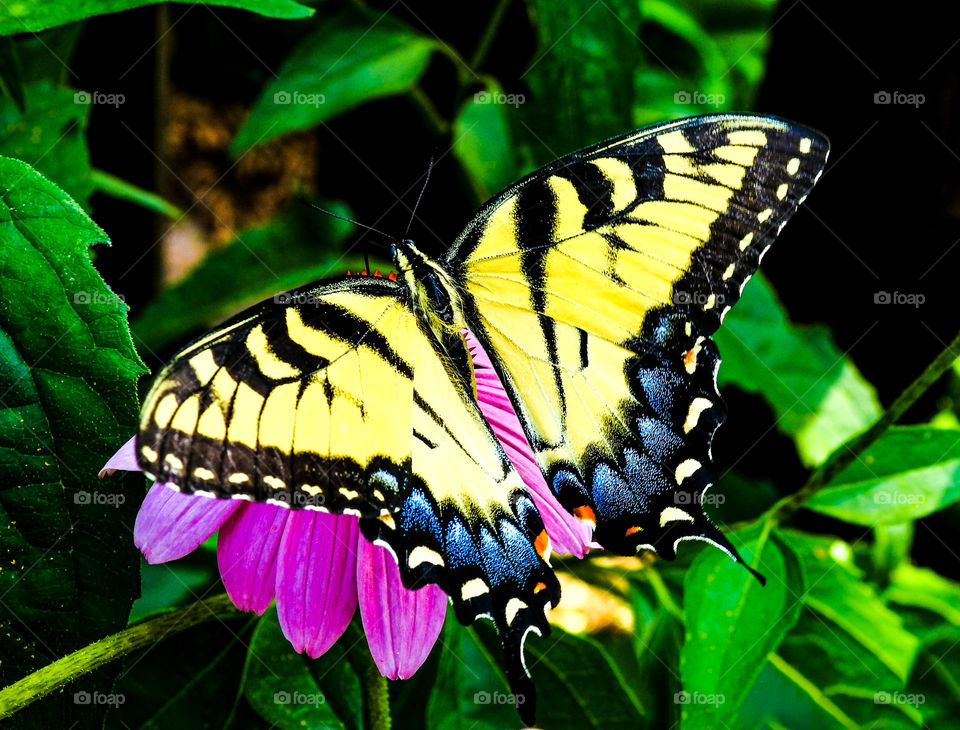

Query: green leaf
left=522, top=0, right=642, bottom=158
left=715, top=274, right=882, bottom=466
left=106, top=617, right=254, bottom=730
left=233, top=8, right=439, bottom=153
left=0, top=36, right=26, bottom=112
left=896, top=606, right=960, bottom=726
left=527, top=622, right=646, bottom=729
left=243, top=608, right=350, bottom=730
left=427, top=620, right=517, bottom=730
left=805, top=426, right=960, bottom=525
left=885, top=563, right=960, bottom=626
left=0, top=81, right=93, bottom=208
left=453, top=80, right=519, bottom=204
left=779, top=531, right=919, bottom=683
left=639, top=0, right=733, bottom=110
left=0, top=157, right=145, bottom=727
left=680, top=526, right=803, bottom=729
left=0, top=0, right=313, bottom=36
left=737, top=653, right=862, bottom=730
left=131, top=203, right=359, bottom=353
left=128, top=559, right=218, bottom=623
left=630, top=592, right=683, bottom=724
left=432, top=619, right=645, bottom=730
left=778, top=607, right=924, bottom=728
left=10, top=25, right=82, bottom=86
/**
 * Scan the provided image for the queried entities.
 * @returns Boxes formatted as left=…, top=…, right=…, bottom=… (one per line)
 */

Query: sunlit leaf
left=716, top=274, right=882, bottom=466
left=885, top=563, right=960, bottom=626
left=233, top=8, right=439, bottom=153
left=806, top=427, right=960, bottom=525
left=0, top=0, right=312, bottom=35
left=680, top=526, right=802, bottom=729
left=780, top=531, right=919, bottom=682
left=453, top=80, right=519, bottom=203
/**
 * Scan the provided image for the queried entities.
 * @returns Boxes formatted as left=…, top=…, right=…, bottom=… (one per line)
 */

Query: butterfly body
left=391, top=238, right=468, bottom=338
left=135, top=114, right=829, bottom=723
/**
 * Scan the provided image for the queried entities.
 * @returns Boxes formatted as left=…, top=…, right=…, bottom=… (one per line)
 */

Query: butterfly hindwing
left=445, top=114, right=829, bottom=559
left=137, top=275, right=558, bottom=720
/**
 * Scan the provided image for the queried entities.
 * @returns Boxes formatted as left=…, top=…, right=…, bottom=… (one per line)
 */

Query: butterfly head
left=391, top=238, right=466, bottom=337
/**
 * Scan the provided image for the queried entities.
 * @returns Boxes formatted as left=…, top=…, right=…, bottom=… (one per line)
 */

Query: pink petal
left=276, top=511, right=359, bottom=658
left=99, top=435, right=139, bottom=476
left=357, top=537, right=446, bottom=679
left=465, top=330, right=594, bottom=557
left=217, top=502, right=288, bottom=614
left=134, top=483, right=241, bottom=564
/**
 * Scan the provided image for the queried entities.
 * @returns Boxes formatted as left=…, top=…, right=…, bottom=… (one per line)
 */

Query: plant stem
left=91, top=169, right=183, bottom=219
left=409, top=85, right=450, bottom=136
left=0, top=593, right=239, bottom=720
left=469, top=0, right=513, bottom=70
left=364, top=654, right=392, bottom=730
left=769, top=325, right=960, bottom=524
left=644, top=565, right=683, bottom=620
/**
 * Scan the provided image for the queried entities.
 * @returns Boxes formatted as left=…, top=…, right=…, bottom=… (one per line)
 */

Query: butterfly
left=136, top=114, right=829, bottom=723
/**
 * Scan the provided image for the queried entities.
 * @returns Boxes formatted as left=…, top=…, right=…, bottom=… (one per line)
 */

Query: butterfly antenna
left=298, top=197, right=393, bottom=244
left=404, top=156, right=435, bottom=239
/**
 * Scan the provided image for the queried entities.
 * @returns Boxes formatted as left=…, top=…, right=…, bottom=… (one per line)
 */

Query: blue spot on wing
left=400, top=487, right=442, bottom=537
left=444, top=517, right=480, bottom=570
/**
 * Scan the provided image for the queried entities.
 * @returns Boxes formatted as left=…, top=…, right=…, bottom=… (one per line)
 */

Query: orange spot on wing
left=347, top=269, right=398, bottom=280
left=684, top=349, right=697, bottom=369
left=625, top=525, right=642, bottom=537
left=534, top=529, right=550, bottom=558
left=534, top=581, right=547, bottom=593
left=572, top=505, right=597, bottom=527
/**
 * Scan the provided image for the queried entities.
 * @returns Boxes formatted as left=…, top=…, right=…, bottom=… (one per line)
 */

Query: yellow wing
left=445, top=114, right=829, bottom=558
left=137, top=275, right=558, bottom=702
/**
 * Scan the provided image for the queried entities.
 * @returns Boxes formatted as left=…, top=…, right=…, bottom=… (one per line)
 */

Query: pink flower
left=104, top=330, right=592, bottom=679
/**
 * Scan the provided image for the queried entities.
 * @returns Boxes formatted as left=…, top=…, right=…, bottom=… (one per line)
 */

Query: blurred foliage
left=0, top=1, right=959, bottom=729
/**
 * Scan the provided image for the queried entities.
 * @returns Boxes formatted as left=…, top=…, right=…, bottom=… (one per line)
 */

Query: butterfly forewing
left=446, top=114, right=829, bottom=558
left=136, top=275, right=558, bottom=717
